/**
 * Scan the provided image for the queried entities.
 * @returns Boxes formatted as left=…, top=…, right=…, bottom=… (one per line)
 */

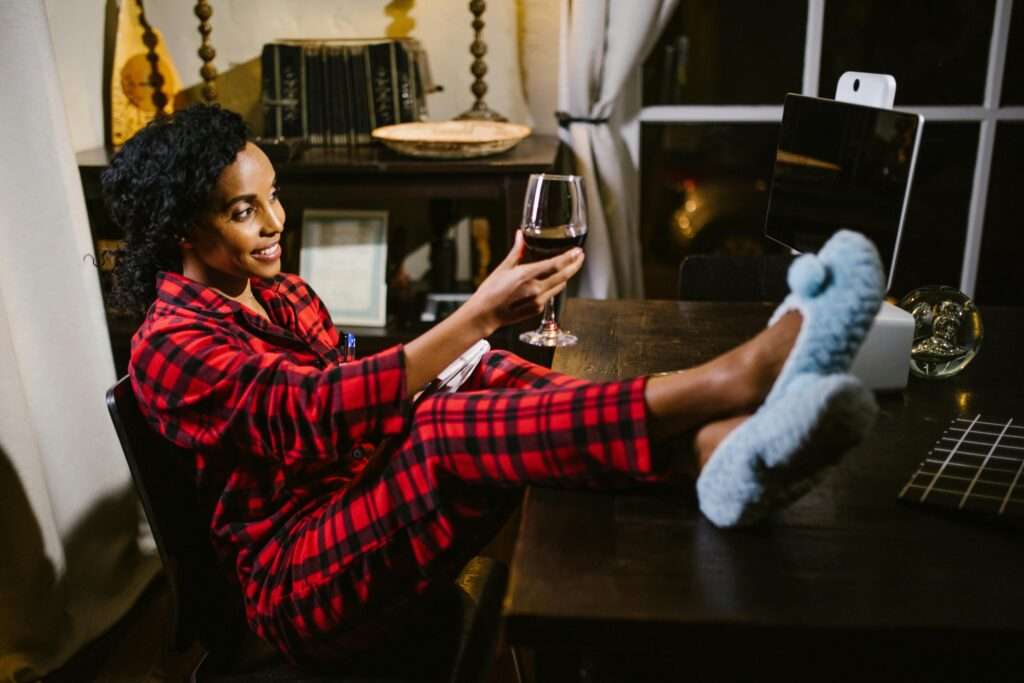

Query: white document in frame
left=300, top=210, right=388, bottom=326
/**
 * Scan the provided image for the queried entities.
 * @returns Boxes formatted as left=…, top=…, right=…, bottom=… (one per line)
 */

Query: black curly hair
left=102, top=104, right=250, bottom=315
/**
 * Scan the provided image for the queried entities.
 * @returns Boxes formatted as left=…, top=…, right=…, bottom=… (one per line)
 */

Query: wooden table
left=504, top=299, right=1024, bottom=682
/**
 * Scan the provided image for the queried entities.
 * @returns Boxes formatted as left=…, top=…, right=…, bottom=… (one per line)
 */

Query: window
left=819, top=2, right=995, bottom=105
left=637, top=0, right=1020, bottom=303
left=976, top=123, right=1024, bottom=304
left=644, top=1, right=806, bottom=106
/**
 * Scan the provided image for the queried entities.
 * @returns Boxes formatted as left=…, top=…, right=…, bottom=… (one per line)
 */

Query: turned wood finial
left=455, top=0, right=507, bottom=121
left=194, top=0, right=218, bottom=102
left=136, top=0, right=168, bottom=114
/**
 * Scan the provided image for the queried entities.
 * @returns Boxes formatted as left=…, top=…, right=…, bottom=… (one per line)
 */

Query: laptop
left=764, top=93, right=924, bottom=293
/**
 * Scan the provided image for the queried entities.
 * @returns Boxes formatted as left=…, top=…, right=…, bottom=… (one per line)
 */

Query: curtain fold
left=558, top=0, right=679, bottom=299
left=0, top=3, right=159, bottom=681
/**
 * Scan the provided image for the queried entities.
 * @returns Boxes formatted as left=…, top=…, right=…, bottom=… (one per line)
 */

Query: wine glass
left=518, top=173, right=588, bottom=347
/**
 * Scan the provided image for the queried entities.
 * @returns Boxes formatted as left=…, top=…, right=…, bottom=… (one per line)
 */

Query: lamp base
left=455, top=102, right=507, bottom=122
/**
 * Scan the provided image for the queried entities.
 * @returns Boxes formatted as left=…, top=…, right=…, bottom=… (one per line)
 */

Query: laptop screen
left=764, top=94, right=923, bottom=292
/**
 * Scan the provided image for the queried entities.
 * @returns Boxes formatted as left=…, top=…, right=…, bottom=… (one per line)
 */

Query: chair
left=677, top=253, right=795, bottom=302
left=106, top=376, right=508, bottom=683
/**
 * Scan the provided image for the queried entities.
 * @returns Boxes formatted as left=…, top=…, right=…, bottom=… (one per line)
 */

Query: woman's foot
left=645, top=311, right=802, bottom=438
left=695, top=372, right=877, bottom=527
left=694, top=414, right=751, bottom=470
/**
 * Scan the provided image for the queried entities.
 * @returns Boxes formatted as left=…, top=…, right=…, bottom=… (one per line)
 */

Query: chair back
left=106, top=376, right=243, bottom=654
left=677, top=253, right=795, bottom=302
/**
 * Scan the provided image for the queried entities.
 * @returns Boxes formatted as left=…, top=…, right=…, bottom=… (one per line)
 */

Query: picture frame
left=300, top=209, right=388, bottom=327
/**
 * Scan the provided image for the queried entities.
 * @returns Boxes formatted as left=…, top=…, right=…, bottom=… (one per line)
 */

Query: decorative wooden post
left=111, top=0, right=183, bottom=145
left=194, top=0, right=217, bottom=102
left=455, top=0, right=507, bottom=121
left=136, top=0, right=168, bottom=114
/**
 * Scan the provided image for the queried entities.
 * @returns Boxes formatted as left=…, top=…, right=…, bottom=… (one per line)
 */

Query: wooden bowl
left=371, top=121, right=531, bottom=159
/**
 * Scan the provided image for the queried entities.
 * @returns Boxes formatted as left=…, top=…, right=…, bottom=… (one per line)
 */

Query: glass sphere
left=898, top=285, right=983, bottom=380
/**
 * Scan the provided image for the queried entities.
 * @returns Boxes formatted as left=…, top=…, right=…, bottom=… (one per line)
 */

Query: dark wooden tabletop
left=504, top=298, right=1024, bottom=680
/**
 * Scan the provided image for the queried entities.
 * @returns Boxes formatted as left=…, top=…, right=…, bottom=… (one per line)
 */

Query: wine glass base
left=519, top=328, right=578, bottom=347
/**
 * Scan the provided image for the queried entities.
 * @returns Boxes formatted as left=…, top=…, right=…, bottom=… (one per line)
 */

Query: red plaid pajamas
left=130, top=271, right=666, bottom=665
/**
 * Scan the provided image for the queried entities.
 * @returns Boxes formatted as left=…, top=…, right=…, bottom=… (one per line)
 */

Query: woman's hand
left=402, top=231, right=584, bottom=396
left=465, top=230, right=585, bottom=335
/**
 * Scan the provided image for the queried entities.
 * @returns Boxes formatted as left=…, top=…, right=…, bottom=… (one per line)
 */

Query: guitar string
left=1000, top=437, right=1024, bottom=514
left=903, top=483, right=1023, bottom=505
left=931, top=448, right=1024, bottom=465
left=922, top=414, right=980, bottom=502
left=959, top=418, right=1014, bottom=509
left=955, top=417, right=1024, bottom=431
left=918, top=468, right=1017, bottom=486
left=949, top=427, right=1024, bottom=441
left=940, top=436, right=1024, bottom=452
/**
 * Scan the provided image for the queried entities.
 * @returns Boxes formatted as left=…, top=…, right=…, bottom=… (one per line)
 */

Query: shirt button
left=352, top=448, right=365, bottom=460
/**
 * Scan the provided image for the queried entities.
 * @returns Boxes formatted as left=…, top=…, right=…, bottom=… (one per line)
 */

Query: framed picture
left=300, top=209, right=388, bottom=327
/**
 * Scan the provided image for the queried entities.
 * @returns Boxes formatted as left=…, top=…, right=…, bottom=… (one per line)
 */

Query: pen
left=344, top=332, right=356, bottom=362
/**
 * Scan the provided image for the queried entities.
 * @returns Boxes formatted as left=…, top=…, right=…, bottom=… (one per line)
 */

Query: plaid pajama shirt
left=130, top=271, right=666, bottom=664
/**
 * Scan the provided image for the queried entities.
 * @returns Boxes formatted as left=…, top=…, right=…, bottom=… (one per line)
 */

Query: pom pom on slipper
left=766, top=230, right=885, bottom=404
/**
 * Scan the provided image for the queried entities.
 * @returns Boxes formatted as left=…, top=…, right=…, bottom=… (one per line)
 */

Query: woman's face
left=182, top=142, right=285, bottom=293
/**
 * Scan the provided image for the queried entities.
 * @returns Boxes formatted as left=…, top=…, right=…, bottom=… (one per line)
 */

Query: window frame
left=631, top=0, right=1020, bottom=297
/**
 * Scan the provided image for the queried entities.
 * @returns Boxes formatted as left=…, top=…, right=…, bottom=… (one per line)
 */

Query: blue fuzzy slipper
left=696, top=372, right=877, bottom=527
left=766, top=230, right=885, bottom=404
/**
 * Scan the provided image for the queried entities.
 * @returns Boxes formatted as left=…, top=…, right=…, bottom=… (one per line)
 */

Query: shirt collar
left=154, top=271, right=285, bottom=317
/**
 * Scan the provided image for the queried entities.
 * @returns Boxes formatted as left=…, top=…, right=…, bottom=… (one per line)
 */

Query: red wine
left=522, top=226, right=587, bottom=262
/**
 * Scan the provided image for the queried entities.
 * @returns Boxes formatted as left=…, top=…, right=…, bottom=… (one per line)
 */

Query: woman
left=103, top=105, right=883, bottom=666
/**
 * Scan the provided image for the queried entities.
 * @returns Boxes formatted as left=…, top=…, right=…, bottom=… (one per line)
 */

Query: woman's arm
left=402, top=230, right=584, bottom=396
left=131, top=321, right=410, bottom=466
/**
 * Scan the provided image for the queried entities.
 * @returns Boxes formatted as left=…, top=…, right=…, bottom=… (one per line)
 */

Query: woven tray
left=371, top=121, right=531, bottom=159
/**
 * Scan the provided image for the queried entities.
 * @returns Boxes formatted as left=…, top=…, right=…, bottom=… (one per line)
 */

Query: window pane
left=890, top=123, right=977, bottom=299
left=640, top=123, right=784, bottom=299
left=642, top=1, right=805, bottom=106
left=820, top=1, right=994, bottom=105
left=1002, top=3, right=1024, bottom=105
left=976, top=123, right=1024, bottom=305
left=640, top=123, right=977, bottom=301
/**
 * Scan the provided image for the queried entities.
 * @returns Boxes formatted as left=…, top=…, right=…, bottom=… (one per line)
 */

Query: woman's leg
left=644, top=310, right=802, bottom=448
left=459, top=349, right=588, bottom=392
left=462, top=317, right=805, bottom=464
left=258, top=374, right=660, bottom=665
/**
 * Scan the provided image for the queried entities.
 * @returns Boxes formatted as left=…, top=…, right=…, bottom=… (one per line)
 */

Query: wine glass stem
left=540, top=296, right=559, bottom=333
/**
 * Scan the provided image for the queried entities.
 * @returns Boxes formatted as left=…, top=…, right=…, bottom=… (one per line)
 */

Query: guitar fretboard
left=899, top=415, right=1024, bottom=518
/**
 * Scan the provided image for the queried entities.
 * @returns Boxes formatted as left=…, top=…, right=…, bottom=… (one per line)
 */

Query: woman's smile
left=252, top=242, right=282, bottom=261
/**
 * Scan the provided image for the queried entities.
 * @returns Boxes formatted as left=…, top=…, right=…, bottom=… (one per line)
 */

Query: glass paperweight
left=898, top=286, right=983, bottom=380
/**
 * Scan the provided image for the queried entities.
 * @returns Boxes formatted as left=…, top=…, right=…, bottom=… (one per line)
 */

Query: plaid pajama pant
left=257, top=349, right=665, bottom=664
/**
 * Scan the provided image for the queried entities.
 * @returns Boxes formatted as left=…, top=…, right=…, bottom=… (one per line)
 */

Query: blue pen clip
left=344, top=332, right=356, bottom=362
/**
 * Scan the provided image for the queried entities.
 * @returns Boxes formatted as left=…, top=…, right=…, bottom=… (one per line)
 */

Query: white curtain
left=558, top=0, right=679, bottom=299
left=0, top=3, right=159, bottom=681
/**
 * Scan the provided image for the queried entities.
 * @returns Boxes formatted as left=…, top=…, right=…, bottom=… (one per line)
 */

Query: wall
left=520, top=0, right=561, bottom=136
left=44, top=0, right=562, bottom=152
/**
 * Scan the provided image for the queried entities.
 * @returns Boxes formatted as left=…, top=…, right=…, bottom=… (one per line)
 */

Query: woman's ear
left=178, top=226, right=197, bottom=249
